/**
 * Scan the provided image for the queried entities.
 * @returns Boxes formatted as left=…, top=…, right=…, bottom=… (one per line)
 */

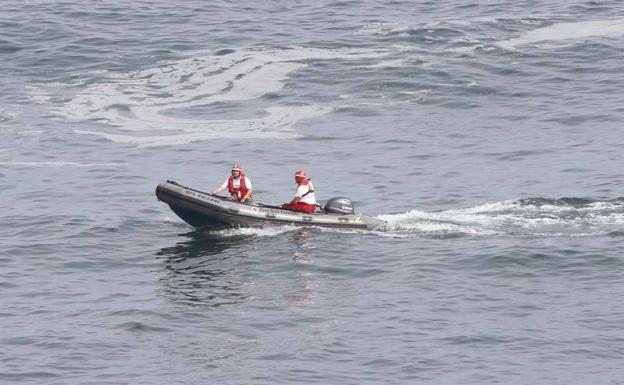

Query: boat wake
left=376, top=197, right=624, bottom=238
left=163, top=197, right=624, bottom=239
left=163, top=215, right=301, bottom=238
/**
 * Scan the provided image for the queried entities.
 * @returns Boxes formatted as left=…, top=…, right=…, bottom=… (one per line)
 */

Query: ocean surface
left=2, top=1, right=624, bottom=384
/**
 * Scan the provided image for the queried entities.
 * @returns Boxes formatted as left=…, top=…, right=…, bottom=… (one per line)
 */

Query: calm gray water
left=2, top=1, right=624, bottom=384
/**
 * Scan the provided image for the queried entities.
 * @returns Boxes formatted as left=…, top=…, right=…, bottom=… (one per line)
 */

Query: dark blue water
left=2, top=1, right=624, bottom=384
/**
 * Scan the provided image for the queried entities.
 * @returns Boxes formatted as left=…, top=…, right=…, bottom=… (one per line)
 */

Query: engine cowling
left=324, top=197, right=355, bottom=215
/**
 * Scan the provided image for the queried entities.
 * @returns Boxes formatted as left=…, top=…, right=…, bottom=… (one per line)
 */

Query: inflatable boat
left=156, top=180, right=386, bottom=230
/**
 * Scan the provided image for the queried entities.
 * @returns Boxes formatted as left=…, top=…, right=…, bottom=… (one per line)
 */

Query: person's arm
left=211, top=180, right=228, bottom=194
left=289, top=185, right=304, bottom=204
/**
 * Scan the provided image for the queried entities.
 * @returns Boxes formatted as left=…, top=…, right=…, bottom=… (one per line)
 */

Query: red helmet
left=295, top=170, right=308, bottom=180
left=231, top=164, right=243, bottom=172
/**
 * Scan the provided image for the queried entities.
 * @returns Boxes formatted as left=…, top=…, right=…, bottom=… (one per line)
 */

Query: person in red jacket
left=282, top=170, right=317, bottom=213
left=211, top=164, right=253, bottom=203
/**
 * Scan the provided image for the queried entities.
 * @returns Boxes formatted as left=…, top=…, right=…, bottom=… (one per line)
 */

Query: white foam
left=377, top=209, right=500, bottom=236
left=498, top=18, right=624, bottom=49
left=162, top=217, right=300, bottom=236
left=50, top=46, right=390, bottom=146
left=376, top=198, right=624, bottom=237
left=74, top=105, right=329, bottom=147
left=399, top=89, right=432, bottom=95
left=360, top=58, right=408, bottom=68
left=24, top=85, right=52, bottom=105
left=212, top=225, right=299, bottom=238
left=518, top=19, right=543, bottom=26
left=163, top=216, right=188, bottom=227
left=356, top=22, right=406, bottom=36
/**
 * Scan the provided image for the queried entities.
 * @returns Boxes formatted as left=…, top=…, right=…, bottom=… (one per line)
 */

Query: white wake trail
left=376, top=199, right=624, bottom=237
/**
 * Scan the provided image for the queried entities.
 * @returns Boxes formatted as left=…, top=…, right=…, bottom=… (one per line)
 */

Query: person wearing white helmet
left=211, top=164, right=253, bottom=203
left=282, top=170, right=317, bottom=213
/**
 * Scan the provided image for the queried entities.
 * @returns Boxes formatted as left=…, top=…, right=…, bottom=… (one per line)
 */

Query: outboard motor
left=324, top=197, right=355, bottom=215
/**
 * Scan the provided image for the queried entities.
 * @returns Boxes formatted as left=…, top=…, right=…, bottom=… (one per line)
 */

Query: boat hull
left=156, top=180, right=386, bottom=230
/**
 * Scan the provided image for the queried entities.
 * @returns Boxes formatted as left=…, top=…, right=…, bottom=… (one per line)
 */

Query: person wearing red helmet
left=282, top=170, right=317, bottom=213
left=211, top=164, right=253, bottom=203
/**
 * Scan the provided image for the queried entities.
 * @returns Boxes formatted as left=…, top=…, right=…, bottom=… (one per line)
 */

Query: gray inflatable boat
left=156, top=180, right=386, bottom=230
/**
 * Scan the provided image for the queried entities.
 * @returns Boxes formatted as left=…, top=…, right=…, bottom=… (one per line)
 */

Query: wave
left=376, top=197, right=624, bottom=238
left=73, top=105, right=328, bottom=147
left=497, top=17, right=624, bottom=49
left=46, top=46, right=390, bottom=146
left=359, top=17, right=624, bottom=53
left=0, top=161, right=125, bottom=167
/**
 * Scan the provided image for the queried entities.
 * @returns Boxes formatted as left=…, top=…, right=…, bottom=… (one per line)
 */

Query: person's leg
left=299, top=203, right=316, bottom=213
left=283, top=202, right=315, bottom=213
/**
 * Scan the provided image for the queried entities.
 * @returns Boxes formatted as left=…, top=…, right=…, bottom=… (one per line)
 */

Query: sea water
left=1, top=1, right=624, bottom=384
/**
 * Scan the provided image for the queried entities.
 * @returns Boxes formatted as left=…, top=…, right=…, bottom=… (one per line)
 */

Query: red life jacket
left=227, top=174, right=251, bottom=201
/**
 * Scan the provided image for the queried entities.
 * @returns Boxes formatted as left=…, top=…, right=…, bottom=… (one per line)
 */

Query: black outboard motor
left=324, top=197, right=355, bottom=215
